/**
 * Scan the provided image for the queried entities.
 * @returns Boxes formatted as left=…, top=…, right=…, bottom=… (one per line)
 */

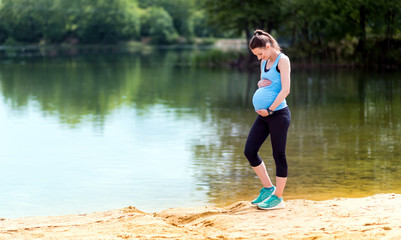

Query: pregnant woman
left=244, top=29, right=291, bottom=210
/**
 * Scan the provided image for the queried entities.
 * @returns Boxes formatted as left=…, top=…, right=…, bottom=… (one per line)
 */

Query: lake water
left=1, top=48, right=400, bottom=218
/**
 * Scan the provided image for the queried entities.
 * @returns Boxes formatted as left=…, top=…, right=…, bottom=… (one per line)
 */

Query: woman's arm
left=258, top=60, right=272, bottom=88
left=269, top=55, right=291, bottom=111
left=256, top=56, right=290, bottom=116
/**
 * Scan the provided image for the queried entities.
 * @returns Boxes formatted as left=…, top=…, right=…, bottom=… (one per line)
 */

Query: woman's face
left=251, top=45, right=270, bottom=61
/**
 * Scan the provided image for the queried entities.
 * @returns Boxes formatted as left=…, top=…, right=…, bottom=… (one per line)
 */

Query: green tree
left=40, top=0, right=66, bottom=43
left=0, top=0, right=140, bottom=44
left=0, top=0, right=49, bottom=43
left=201, top=0, right=282, bottom=51
left=138, top=0, right=196, bottom=39
left=140, top=6, right=178, bottom=44
left=121, top=0, right=141, bottom=40
left=0, top=17, right=7, bottom=43
left=75, top=0, right=139, bottom=43
left=191, top=10, right=213, bottom=37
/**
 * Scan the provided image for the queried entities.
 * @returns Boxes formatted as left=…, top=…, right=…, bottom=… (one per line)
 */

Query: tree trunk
left=356, top=5, right=366, bottom=58
left=245, top=25, right=254, bottom=64
left=385, top=1, right=395, bottom=52
left=267, top=20, right=273, bottom=33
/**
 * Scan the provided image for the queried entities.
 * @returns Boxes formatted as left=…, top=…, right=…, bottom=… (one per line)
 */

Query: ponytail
left=249, top=29, right=281, bottom=51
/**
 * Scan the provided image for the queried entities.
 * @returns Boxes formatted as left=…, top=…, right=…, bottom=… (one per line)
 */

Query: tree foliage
left=0, top=0, right=400, bottom=64
left=202, top=0, right=401, bottom=64
left=0, top=0, right=142, bottom=44
left=139, top=6, right=178, bottom=44
left=138, top=0, right=195, bottom=38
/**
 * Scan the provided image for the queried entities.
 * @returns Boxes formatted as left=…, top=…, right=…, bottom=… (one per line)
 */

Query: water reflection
left=288, top=69, right=400, bottom=198
left=188, top=67, right=401, bottom=206
left=0, top=50, right=400, bottom=218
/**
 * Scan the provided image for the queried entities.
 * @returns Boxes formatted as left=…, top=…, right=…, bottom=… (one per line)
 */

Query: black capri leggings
left=244, top=107, right=291, bottom=177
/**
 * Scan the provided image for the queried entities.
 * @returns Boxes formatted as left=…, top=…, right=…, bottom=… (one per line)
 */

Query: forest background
left=0, top=0, right=400, bottom=67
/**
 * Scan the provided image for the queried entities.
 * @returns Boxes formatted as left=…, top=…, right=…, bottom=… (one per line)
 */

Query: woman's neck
left=268, top=50, right=281, bottom=62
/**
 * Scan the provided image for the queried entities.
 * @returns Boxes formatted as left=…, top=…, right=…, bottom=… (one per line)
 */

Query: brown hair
left=249, top=29, right=281, bottom=51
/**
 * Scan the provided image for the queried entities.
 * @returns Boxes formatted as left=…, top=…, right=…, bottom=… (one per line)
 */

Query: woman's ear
left=265, top=43, right=270, bottom=49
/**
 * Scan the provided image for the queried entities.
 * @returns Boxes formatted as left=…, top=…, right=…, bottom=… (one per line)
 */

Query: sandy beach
left=1, top=193, right=401, bottom=239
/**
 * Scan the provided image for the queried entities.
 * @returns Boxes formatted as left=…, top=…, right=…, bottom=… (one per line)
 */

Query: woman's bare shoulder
left=280, top=54, right=290, bottom=63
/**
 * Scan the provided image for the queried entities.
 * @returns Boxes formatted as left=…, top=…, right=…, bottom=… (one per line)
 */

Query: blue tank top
left=252, top=53, right=288, bottom=111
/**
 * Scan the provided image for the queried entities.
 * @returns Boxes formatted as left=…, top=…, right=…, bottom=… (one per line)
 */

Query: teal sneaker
left=257, top=195, right=285, bottom=210
left=251, top=186, right=276, bottom=205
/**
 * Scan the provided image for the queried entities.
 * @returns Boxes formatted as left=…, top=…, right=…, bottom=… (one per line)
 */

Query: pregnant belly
left=252, top=87, right=276, bottom=111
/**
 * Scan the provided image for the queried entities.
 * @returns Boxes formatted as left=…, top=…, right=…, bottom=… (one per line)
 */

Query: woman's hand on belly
left=256, top=109, right=269, bottom=117
left=258, top=79, right=272, bottom=88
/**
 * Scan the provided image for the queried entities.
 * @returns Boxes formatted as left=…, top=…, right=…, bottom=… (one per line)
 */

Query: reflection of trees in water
left=0, top=54, right=144, bottom=127
left=288, top=70, right=401, bottom=198
left=186, top=71, right=273, bottom=206
left=0, top=50, right=212, bottom=127
left=189, top=110, right=270, bottom=206
left=189, top=68, right=401, bottom=205
left=1, top=52, right=400, bottom=202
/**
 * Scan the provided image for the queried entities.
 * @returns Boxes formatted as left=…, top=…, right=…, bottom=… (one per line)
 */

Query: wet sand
left=1, top=193, right=401, bottom=239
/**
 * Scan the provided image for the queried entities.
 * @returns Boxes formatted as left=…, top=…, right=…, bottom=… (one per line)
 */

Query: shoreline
left=1, top=194, right=401, bottom=239
left=2, top=43, right=399, bottom=70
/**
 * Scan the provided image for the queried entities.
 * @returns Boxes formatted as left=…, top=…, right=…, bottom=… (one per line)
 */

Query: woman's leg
left=269, top=109, right=291, bottom=198
left=244, top=116, right=273, bottom=188
left=274, top=177, right=287, bottom=198
left=252, top=162, right=273, bottom=188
